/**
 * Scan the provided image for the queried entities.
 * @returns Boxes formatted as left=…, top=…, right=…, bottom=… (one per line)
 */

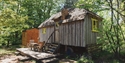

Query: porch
left=16, top=48, right=60, bottom=63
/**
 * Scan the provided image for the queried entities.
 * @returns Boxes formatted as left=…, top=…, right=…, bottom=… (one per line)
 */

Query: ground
left=0, top=45, right=125, bottom=63
left=0, top=46, right=35, bottom=63
left=0, top=54, right=35, bottom=63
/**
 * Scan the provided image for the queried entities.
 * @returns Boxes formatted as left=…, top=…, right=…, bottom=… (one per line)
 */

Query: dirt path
left=0, top=54, right=35, bottom=63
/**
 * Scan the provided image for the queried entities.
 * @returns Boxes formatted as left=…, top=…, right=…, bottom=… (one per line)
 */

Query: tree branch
left=106, top=32, right=116, bottom=53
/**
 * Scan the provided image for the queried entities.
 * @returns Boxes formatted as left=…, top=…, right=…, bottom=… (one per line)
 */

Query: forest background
left=0, top=0, right=125, bottom=62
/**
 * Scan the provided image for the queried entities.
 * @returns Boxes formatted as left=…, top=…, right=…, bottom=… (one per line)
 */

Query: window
left=42, top=28, right=46, bottom=34
left=91, top=18, right=98, bottom=32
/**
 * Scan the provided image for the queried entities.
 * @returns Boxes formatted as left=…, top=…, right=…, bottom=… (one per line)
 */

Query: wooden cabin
left=38, top=8, right=103, bottom=54
left=22, top=28, right=39, bottom=47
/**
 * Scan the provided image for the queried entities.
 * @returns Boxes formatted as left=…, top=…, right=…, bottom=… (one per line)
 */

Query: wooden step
left=42, top=43, right=60, bottom=54
left=49, top=46, right=58, bottom=49
left=50, top=44, right=58, bottom=46
left=46, top=51, right=54, bottom=54
left=48, top=48, right=56, bottom=51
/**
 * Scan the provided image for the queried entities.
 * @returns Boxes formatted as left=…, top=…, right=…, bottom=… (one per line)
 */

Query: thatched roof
left=61, top=8, right=88, bottom=23
left=38, top=8, right=103, bottom=28
left=52, top=8, right=102, bottom=23
left=38, top=19, right=54, bottom=28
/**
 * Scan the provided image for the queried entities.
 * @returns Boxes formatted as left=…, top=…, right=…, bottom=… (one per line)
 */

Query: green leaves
left=0, top=1, right=29, bottom=45
left=76, top=0, right=125, bottom=58
left=0, top=0, right=64, bottom=45
left=76, top=0, right=105, bottom=12
left=20, top=0, right=61, bottom=28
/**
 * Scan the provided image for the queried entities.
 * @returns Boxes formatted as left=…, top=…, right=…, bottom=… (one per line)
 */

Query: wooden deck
left=16, top=48, right=57, bottom=60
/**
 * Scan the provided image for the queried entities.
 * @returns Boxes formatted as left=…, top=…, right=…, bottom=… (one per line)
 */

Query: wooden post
left=54, top=23, right=55, bottom=43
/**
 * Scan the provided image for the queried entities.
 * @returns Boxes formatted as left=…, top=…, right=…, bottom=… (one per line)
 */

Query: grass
left=0, top=45, right=22, bottom=55
left=0, top=48, right=15, bottom=55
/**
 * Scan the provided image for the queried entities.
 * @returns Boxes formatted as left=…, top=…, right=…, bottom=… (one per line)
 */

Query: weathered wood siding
left=55, top=27, right=59, bottom=42
left=58, top=14, right=101, bottom=47
left=59, top=21, right=85, bottom=47
left=39, top=26, right=54, bottom=43
left=22, top=32, right=27, bottom=47
left=39, top=15, right=101, bottom=47
left=84, top=15, right=98, bottom=45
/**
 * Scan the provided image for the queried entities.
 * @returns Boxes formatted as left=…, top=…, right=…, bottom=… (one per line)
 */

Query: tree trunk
left=7, top=41, right=10, bottom=47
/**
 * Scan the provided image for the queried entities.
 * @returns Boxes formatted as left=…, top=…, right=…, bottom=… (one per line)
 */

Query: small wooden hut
left=52, top=8, right=103, bottom=47
left=22, top=28, right=39, bottom=47
left=38, top=8, right=103, bottom=54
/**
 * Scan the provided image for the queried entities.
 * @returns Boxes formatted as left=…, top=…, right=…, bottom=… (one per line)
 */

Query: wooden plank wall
left=39, top=15, right=100, bottom=47
left=26, top=28, right=39, bottom=43
left=39, top=26, right=54, bottom=43
left=22, top=28, right=39, bottom=47
left=59, top=21, right=85, bottom=47
left=84, top=15, right=97, bottom=45
left=22, top=32, right=27, bottom=47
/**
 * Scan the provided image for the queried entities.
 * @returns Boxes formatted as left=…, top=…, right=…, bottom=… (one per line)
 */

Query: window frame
left=42, top=28, right=46, bottom=34
left=91, top=18, right=98, bottom=32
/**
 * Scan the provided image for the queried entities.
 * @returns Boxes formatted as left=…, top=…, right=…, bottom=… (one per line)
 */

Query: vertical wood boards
left=59, top=21, right=86, bottom=47
left=39, top=15, right=100, bottom=47
left=59, top=24, right=62, bottom=44
left=48, top=27, right=51, bottom=43
left=55, top=27, right=59, bottom=43
left=84, top=15, right=97, bottom=45
left=22, top=32, right=27, bottom=47
left=65, top=24, right=68, bottom=45
left=76, top=22, right=78, bottom=46
left=69, top=23, right=71, bottom=45
left=72, top=22, right=75, bottom=46
left=39, top=26, right=54, bottom=43
left=63, top=24, right=66, bottom=45
left=82, top=20, right=85, bottom=47
left=22, top=28, right=39, bottom=47
left=62, top=24, right=64, bottom=45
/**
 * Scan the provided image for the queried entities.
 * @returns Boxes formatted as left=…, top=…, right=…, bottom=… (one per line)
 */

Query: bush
left=1, top=43, right=6, bottom=46
left=77, top=55, right=94, bottom=63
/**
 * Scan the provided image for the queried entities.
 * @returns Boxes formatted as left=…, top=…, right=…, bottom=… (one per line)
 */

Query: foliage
left=0, top=0, right=125, bottom=62
left=99, top=0, right=125, bottom=58
left=76, top=0, right=125, bottom=59
left=0, top=1, right=29, bottom=46
left=0, top=0, right=64, bottom=46
left=77, top=56, right=94, bottom=63
left=76, top=0, right=108, bottom=12
left=20, top=0, right=64, bottom=28
left=64, top=0, right=78, bottom=8
left=0, top=45, right=21, bottom=57
left=0, top=48, right=15, bottom=55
